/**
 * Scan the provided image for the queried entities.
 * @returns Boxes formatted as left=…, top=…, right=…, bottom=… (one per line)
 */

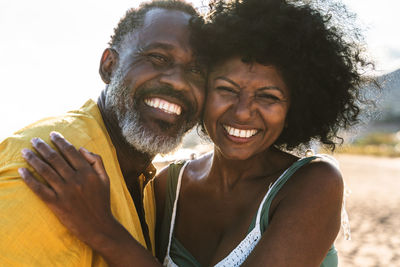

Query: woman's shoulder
left=153, top=165, right=169, bottom=197
left=297, top=155, right=343, bottom=187
left=264, top=155, right=344, bottom=256
left=182, top=152, right=213, bottom=182
left=153, top=153, right=213, bottom=200
left=281, top=154, right=344, bottom=207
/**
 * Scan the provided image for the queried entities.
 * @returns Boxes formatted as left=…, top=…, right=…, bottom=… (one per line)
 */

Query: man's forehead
left=136, top=8, right=193, bottom=52
left=143, top=8, right=192, bottom=27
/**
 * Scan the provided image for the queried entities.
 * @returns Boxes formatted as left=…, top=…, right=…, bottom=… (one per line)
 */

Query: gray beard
left=105, top=67, right=190, bottom=156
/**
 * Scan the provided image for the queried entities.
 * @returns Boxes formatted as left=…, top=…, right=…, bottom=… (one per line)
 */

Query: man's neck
left=97, top=90, right=154, bottom=178
left=97, top=91, right=154, bottom=250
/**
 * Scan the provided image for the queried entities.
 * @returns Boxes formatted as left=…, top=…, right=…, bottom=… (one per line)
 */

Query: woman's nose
left=233, top=95, right=253, bottom=122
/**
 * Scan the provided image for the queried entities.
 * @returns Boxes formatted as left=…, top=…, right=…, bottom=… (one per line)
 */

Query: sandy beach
left=334, top=154, right=400, bottom=266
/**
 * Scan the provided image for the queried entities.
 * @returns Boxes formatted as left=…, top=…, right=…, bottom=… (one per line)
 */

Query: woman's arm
left=242, top=160, right=344, bottom=267
left=19, top=132, right=161, bottom=267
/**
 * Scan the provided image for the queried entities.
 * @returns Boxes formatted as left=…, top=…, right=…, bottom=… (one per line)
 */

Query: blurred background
left=1, top=0, right=399, bottom=265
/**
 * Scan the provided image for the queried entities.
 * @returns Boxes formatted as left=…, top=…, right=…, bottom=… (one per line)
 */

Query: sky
left=1, top=0, right=399, bottom=140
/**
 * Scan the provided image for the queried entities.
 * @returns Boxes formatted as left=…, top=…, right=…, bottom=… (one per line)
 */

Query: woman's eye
left=257, top=93, right=281, bottom=103
left=216, top=86, right=237, bottom=94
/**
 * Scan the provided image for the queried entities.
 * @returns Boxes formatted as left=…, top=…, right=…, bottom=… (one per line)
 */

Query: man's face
left=105, top=8, right=206, bottom=155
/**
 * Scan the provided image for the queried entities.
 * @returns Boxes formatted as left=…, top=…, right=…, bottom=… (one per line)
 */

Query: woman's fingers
left=21, top=143, right=115, bottom=248
left=49, top=132, right=90, bottom=170
left=79, top=147, right=110, bottom=186
left=18, top=167, right=57, bottom=202
left=30, top=137, right=75, bottom=179
left=21, top=148, right=66, bottom=191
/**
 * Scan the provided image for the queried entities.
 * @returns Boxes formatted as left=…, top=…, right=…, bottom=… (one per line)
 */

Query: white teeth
left=154, top=98, right=160, bottom=108
left=144, top=98, right=182, bottom=115
left=223, top=125, right=258, bottom=138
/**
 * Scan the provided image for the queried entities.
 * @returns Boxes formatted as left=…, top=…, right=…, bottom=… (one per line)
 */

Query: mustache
left=134, top=84, right=195, bottom=116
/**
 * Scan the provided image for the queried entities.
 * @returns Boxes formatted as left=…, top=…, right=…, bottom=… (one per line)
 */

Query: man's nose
left=159, top=65, right=189, bottom=91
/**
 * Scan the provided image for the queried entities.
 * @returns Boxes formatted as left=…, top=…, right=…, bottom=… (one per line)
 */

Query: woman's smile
left=223, top=125, right=259, bottom=139
left=221, top=124, right=260, bottom=146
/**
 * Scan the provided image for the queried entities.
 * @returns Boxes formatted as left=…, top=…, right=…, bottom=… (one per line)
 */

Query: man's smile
left=144, top=97, right=182, bottom=115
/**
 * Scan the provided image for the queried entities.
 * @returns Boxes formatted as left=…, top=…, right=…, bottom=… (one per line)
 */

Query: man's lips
left=144, top=97, right=182, bottom=116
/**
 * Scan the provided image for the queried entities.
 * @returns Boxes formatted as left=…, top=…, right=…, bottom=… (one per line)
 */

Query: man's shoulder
left=0, top=99, right=108, bottom=166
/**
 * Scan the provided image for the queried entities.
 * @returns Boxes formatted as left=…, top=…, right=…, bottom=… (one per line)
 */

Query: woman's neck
left=205, top=146, right=296, bottom=192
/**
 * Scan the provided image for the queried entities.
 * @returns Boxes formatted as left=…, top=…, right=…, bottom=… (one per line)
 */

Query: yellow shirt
left=0, top=100, right=156, bottom=266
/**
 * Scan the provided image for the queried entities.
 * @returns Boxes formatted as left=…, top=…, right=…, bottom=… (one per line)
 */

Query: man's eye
left=149, top=53, right=169, bottom=64
left=188, top=66, right=203, bottom=75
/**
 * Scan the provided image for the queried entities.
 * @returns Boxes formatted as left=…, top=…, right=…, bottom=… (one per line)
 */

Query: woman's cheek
left=203, top=94, right=221, bottom=138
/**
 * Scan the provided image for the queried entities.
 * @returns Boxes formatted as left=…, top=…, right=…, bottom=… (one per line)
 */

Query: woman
left=20, top=0, right=373, bottom=266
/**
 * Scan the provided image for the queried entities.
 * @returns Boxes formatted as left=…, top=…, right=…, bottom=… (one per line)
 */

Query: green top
left=158, top=156, right=338, bottom=267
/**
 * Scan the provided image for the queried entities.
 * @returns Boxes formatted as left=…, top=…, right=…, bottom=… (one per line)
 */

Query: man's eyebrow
left=140, top=42, right=174, bottom=52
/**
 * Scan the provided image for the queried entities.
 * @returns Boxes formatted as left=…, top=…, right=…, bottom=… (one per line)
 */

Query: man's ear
left=99, top=48, right=119, bottom=84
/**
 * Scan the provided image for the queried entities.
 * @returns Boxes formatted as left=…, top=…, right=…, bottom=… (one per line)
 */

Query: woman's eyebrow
left=258, top=86, right=287, bottom=96
left=215, top=77, right=288, bottom=97
left=215, top=76, right=240, bottom=88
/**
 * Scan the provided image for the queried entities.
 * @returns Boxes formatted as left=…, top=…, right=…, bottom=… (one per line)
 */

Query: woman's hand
left=18, top=132, right=116, bottom=247
left=19, top=132, right=160, bottom=266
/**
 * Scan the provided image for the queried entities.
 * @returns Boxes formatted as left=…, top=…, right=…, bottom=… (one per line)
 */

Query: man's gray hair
left=110, top=0, right=200, bottom=50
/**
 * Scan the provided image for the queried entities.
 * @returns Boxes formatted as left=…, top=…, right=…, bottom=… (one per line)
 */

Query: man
left=0, top=1, right=206, bottom=266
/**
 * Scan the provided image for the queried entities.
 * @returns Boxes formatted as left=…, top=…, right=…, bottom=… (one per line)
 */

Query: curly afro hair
left=192, top=0, right=376, bottom=151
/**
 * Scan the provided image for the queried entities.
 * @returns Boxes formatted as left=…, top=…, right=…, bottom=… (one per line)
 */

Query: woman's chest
left=172, top=183, right=268, bottom=266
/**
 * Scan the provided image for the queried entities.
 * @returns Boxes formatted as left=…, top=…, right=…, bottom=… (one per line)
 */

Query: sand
left=334, top=154, right=400, bottom=266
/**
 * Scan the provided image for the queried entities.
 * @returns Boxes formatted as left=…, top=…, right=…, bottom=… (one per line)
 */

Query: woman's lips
left=223, top=124, right=259, bottom=138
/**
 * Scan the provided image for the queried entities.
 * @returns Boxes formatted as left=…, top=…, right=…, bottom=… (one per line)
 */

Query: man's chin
left=121, top=121, right=186, bottom=156
left=153, top=119, right=191, bottom=135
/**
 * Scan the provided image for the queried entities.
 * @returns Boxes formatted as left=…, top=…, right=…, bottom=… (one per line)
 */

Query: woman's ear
left=99, top=48, right=119, bottom=84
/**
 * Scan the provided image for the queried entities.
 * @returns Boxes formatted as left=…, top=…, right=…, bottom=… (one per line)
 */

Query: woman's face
left=204, top=57, right=290, bottom=160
